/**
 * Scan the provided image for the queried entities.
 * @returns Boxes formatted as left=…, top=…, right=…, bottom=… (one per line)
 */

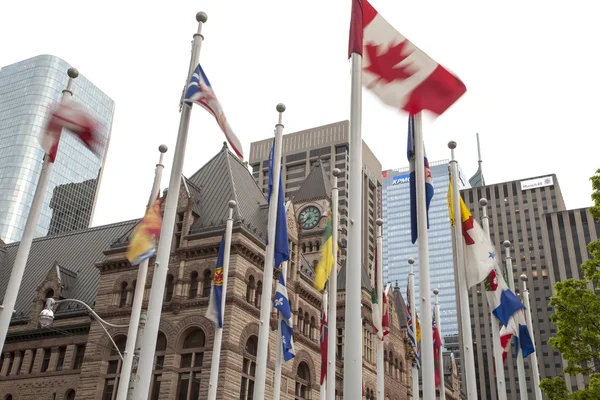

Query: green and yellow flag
left=314, top=210, right=334, bottom=291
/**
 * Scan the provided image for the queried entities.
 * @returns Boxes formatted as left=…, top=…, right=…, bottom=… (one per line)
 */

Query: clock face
left=299, top=206, right=321, bottom=230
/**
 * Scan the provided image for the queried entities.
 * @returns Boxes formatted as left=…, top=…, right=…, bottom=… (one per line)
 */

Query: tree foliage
left=540, top=169, right=600, bottom=399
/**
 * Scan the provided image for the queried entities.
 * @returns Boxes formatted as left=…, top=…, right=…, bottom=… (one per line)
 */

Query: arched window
left=254, top=281, right=262, bottom=308
left=65, top=389, right=75, bottom=400
left=202, top=270, right=212, bottom=298
left=165, top=275, right=174, bottom=302
left=304, top=312, right=310, bottom=336
left=388, top=351, right=394, bottom=375
left=394, top=358, right=399, bottom=379
left=189, top=271, right=199, bottom=299
left=103, top=335, right=127, bottom=400
left=119, top=282, right=128, bottom=307
left=315, top=241, right=320, bottom=251
left=308, top=242, right=313, bottom=252
left=302, top=243, right=306, bottom=253
left=246, top=276, right=255, bottom=303
left=4, top=395, right=12, bottom=400
left=130, top=280, right=137, bottom=306
left=150, top=332, right=168, bottom=400
left=310, top=316, right=316, bottom=340
left=177, top=329, right=206, bottom=400
left=384, top=351, right=389, bottom=373
left=239, top=335, right=258, bottom=399
left=298, top=308, right=304, bottom=333
left=295, top=361, right=311, bottom=399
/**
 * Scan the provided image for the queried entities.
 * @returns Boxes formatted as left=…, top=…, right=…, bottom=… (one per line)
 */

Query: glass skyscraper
left=382, top=160, right=470, bottom=338
left=0, top=55, right=114, bottom=243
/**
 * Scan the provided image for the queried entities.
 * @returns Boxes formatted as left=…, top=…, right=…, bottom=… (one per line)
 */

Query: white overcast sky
left=2, top=1, right=599, bottom=227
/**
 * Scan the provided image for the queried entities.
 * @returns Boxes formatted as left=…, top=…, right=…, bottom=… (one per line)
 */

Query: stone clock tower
left=291, top=160, right=333, bottom=269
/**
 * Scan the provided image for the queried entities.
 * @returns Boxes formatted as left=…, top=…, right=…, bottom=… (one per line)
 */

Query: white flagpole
left=413, top=112, right=435, bottom=400
left=408, top=258, right=419, bottom=400
left=132, top=12, right=207, bottom=400
left=376, top=218, right=385, bottom=399
left=503, top=241, right=527, bottom=400
left=344, top=48, right=364, bottom=399
left=327, top=168, right=340, bottom=400
left=207, top=200, right=237, bottom=400
left=433, top=288, right=446, bottom=400
left=253, top=103, right=286, bottom=399
left=479, top=198, right=507, bottom=400
left=448, top=141, right=478, bottom=400
left=320, top=289, right=328, bottom=400
left=0, top=67, right=78, bottom=351
left=117, top=145, right=168, bottom=400
left=272, top=261, right=288, bottom=400
left=520, top=274, right=542, bottom=400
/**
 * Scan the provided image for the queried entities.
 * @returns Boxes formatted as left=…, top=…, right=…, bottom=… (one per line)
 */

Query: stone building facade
left=0, top=145, right=419, bottom=399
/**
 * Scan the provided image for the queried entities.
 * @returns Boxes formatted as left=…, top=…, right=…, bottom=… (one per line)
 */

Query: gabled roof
left=188, top=143, right=269, bottom=240
left=293, top=159, right=332, bottom=203
left=337, top=259, right=372, bottom=292
left=0, top=220, right=138, bottom=321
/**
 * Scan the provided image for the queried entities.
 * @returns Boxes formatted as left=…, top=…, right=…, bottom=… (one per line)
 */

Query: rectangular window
left=56, top=346, right=67, bottom=371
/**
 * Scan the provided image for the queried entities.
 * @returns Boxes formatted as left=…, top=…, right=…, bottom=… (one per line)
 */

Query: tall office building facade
left=0, top=55, right=114, bottom=243
left=541, top=207, right=600, bottom=392
left=461, top=174, right=567, bottom=399
left=249, top=120, right=382, bottom=275
left=382, top=161, right=470, bottom=340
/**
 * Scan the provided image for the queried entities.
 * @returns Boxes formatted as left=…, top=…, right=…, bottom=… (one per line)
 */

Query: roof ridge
left=223, top=144, right=241, bottom=221
left=2, top=218, right=140, bottom=248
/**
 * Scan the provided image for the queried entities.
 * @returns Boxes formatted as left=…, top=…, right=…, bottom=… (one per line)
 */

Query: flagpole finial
left=196, top=12, right=207, bottom=23
left=159, top=144, right=168, bottom=153
left=448, top=141, right=457, bottom=150
left=332, top=168, right=341, bottom=177
left=276, top=103, right=286, bottom=113
left=408, top=258, right=415, bottom=265
left=67, top=68, right=79, bottom=79
left=519, top=274, right=528, bottom=282
left=376, top=218, right=383, bottom=226
left=228, top=200, right=237, bottom=209
left=479, top=198, right=487, bottom=207
left=433, top=288, right=439, bottom=295
left=503, top=240, right=511, bottom=248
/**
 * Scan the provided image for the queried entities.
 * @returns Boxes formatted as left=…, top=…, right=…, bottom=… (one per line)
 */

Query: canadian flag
left=381, top=283, right=391, bottom=339
left=349, top=0, right=466, bottom=116
left=40, top=99, right=102, bottom=163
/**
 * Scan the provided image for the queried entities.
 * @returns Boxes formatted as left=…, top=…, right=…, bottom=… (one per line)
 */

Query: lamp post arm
left=54, top=299, right=129, bottom=329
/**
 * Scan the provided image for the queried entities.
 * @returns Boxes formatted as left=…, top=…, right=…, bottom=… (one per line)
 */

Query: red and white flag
left=349, top=0, right=466, bottom=116
left=40, top=99, right=102, bottom=162
left=381, top=283, right=391, bottom=340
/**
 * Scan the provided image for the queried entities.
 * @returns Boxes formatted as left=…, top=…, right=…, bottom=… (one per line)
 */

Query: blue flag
left=206, top=234, right=226, bottom=328
left=407, top=115, right=434, bottom=244
left=274, top=272, right=296, bottom=361
left=267, top=139, right=290, bottom=269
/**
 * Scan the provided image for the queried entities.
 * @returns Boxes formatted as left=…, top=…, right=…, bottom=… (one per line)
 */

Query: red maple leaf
left=364, top=40, right=415, bottom=85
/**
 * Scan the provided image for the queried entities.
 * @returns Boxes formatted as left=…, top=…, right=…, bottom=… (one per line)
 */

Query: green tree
left=540, top=169, right=600, bottom=399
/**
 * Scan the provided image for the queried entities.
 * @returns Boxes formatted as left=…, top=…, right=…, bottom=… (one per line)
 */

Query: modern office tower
left=249, top=120, right=382, bottom=277
left=541, top=207, right=600, bottom=392
left=0, top=55, right=114, bottom=243
left=381, top=161, right=470, bottom=341
left=461, top=174, right=567, bottom=399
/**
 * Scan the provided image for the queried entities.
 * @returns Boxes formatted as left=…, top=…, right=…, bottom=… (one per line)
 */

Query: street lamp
left=40, top=298, right=128, bottom=360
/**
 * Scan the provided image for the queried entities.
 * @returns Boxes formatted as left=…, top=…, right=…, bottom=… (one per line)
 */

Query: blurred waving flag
left=320, top=307, right=328, bottom=385
left=206, top=235, right=226, bottom=328
left=274, top=272, right=296, bottom=361
left=126, top=196, right=162, bottom=265
left=184, top=64, right=244, bottom=159
left=40, top=99, right=102, bottom=163
left=349, top=0, right=466, bottom=116
left=314, top=209, right=334, bottom=291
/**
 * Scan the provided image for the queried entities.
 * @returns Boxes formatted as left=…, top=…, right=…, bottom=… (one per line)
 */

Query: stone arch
left=292, top=349, right=316, bottom=386
left=174, top=314, right=215, bottom=351
left=96, top=327, right=129, bottom=360
left=244, top=267, right=262, bottom=282
left=111, top=271, right=139, bottom=292
left=238, top=322, right=260, bottom=351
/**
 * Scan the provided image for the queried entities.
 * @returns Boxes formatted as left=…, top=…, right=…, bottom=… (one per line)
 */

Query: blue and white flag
left=407, top=114, right=434, bottom=244
left=206, top=234, right=226, bottom=328
left=267, top=139, right=290, bottom=269
left=274, top=272, right=296, bottom=361
left=184, top=64, right=244, bottom=159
